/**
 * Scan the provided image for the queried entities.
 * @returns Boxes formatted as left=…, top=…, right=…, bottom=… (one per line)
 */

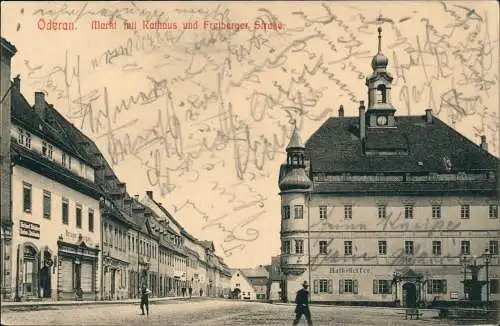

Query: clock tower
left=365, top=27, right=396, bottom=128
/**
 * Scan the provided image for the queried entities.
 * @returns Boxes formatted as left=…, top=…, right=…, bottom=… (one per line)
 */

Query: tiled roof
left=305, top=115, right=499, bottom=173
left=240, top=266, right=269, bottom=279
left=1, top=37, right=17, bottom=55
left=11, top=90, right=91, bottom=166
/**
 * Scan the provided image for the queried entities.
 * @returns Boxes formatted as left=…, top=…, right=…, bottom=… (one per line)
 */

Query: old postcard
left=0, top=1, right=498, bottom=325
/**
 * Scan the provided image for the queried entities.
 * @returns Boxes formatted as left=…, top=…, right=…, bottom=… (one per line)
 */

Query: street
left=0, top=298, right=478, bottom=326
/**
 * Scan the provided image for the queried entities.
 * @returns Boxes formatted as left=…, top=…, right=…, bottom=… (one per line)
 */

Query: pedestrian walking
left=188, top=286, right=193, bottom=298
left=140, top=285, right=151, bottom=316
left=293, top=281, right=313, bottom=325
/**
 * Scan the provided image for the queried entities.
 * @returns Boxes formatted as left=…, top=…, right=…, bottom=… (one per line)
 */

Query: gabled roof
left=239, top=266, right=269, bottom=279
left=306, top=115, right=499, bottom=173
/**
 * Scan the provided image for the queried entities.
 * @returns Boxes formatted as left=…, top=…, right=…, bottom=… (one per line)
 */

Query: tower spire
left=377, top=27, right=382, bottom=54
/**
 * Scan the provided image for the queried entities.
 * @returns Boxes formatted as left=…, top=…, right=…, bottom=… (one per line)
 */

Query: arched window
left=292, top=156, right=299, bottom=165
left=376, top=84, right=387, bottom=103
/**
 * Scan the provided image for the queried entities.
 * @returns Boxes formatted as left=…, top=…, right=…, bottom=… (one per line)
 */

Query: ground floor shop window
left=490, top=279, right=499, bottom=294
left=373, top=280, right=392, bottom=294
left=427, top=280, right=447, bottom=294
left=339, top=279, right=358, bottom=294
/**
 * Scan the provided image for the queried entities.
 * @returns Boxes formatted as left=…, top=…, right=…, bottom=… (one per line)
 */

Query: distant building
left=278, top=28, right=499, bottom=306
left=267, top=256, right=283, bottom=301
left=231, top=266, right=269, bottom=300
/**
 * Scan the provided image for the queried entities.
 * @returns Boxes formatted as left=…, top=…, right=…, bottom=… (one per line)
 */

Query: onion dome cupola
left=279, top=125, right=312, bottom=191
left=365, top=27, right=396, bottom=128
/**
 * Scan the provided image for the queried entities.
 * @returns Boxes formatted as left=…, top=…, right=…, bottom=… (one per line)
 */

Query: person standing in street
left=140, top=285, right=151, bottom=316
left=188, top=285, right=193, bottom=299
left=199, top=288, right=203, bottom=297
left=293, top=281, right=313, bottom=325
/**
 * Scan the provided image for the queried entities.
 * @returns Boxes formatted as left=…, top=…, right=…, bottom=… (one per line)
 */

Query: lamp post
left=483, top=248, right=491, bottom=306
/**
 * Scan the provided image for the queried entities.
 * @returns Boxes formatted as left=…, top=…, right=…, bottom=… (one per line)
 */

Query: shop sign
left=65, top=230, right=93, bottom=245
left=19, top=220, right=40, bottom=239
left=329, top=267, right=371, bottom=274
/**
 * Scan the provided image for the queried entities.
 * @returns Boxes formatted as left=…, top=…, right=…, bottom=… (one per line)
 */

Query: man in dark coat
left=293, top=281, right=313, bottom=325
left=140, top=286, right=151, bottom=315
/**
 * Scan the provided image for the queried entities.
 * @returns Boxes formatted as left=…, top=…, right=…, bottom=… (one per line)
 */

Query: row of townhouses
left=0, top=37, right=231, bottom=302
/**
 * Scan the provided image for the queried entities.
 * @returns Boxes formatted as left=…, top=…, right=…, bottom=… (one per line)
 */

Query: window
left=319, top=206, right=327, bottom=220
left=283, top=240, right=291, bottom=254
left=18, top=128, right=25, bottom=145
left=344, top=241, right=352, bottom=256
left=432, top=205, right=441, bottom=219
left=294, top=205, right=304, bottom=219
left=88, top=209, right=94, bottom=232
left=490, top=279, right=499, bottom=294
left=376, top=84, right=387, bottom=103
left=460, top=204, right=470, bottom=219
left=378, top=205, right=386, bottom=218
left=69, top=156, right=72, bottom=169
left=43, top=190, right=51, bottom=219
left=461, top=240, right=470, bottom=255
left=432, top=241, right=441, bottom=256
left=62, top=153, right=67, bottom=167
left=319, top=240, right=328, bottom=255
left=128, top=235, right=131, bottom=251
left=62, top=198, right=69, bottom=224
left=319, top=279, right=329, bottom=293
left=373, top=280, right=392, bottom=294
left=405, top=241, right=414, bottom=255
left=489, top=240, right=498, bottom=255
left=282, top=205, right=290, bottom=220
left=76, top=204, right=82, bottom=229
left=23, top=182, right=32, bottom=213
left=42, top=141, right=48, bottom=157
left=427, top=280, right=447, bottom=294
left=344, top=205, right=352, bottom=220
left=378, top=241, right=387, bottom=255
left=489, top=205, right=498, bottom=219
left=26, top=132, right=31, bottom=148
left=339, top=279, right=358, bottom=294
left=404, top=205, right=414, bottom=219
left=295, top=240, right=304, bottom=254
left=48, top=144, right=53, bottom=160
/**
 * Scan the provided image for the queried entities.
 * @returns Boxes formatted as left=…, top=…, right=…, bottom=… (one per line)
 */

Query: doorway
left=39, top=266, right=51, bottom=298
left=111, top=269, right=116, bottom=299
left=403, top=282, right=417, bottom=308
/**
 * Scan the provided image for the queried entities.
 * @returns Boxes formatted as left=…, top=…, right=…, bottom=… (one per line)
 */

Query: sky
left=1, top=1, right=498, bottom=268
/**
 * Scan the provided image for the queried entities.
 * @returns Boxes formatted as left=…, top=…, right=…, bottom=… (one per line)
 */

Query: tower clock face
left=377, top=115, right=388, bottom=126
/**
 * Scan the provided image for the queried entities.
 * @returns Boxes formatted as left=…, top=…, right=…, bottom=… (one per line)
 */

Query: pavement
left=0, top=295, right=193, bottom=309
left=3, top=298, right=496, bottom=326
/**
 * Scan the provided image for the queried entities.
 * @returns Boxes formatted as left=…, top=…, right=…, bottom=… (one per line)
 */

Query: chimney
left=13, top=75, right=20, bottom=92
left=425, top=108, right=433, bottom=123
left=134, top=194, right=139, bottom=201
left=338, top=105, right=344, bottom=117
left=34, top=91, right=46, bottom=120
left=480, top=135, right=488, bottom=151
left=146, top=191, right=153, bottom=200
left=359, top=101, right=366, bottom=140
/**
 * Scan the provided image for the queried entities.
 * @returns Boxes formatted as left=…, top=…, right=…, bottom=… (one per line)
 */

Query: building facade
left=278, top=28, right=499, bottom=307
left=1, top=37, right=17, bottom=300
left=8, top=85, right=102, bottom=301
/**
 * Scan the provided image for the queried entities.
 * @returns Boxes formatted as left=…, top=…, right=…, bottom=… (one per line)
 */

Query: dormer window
left=48, top=144, right=53, bottom=160
left=42, top=141, right=48, bottom=157
left=376, top=84, right=387, bottom=103
left=17, top=128, right=31, bottom=148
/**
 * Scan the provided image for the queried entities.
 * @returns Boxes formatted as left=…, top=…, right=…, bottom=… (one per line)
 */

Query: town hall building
left=278, top=28, right=499, bottom=307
